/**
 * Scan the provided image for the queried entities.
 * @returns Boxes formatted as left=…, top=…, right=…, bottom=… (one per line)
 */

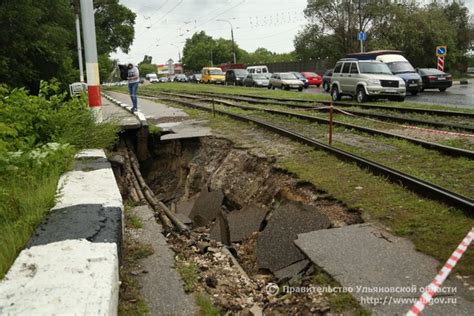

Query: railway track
left=149, top=94, right=474, bottom=212
left=165, top=89, right=474, bottom=118
left=155, top=90, right=474, bottom=133
left=148, top=91, right=474, bottom=159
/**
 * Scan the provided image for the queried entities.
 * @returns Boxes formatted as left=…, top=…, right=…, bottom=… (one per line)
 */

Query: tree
left=296, top=1, right=473, bottom=71
left=0, top=0, right=136, bottom=92
left=138, top=55, right=156, bottom=76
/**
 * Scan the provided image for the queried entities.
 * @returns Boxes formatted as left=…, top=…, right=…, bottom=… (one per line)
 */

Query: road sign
left=436, top=46, right=447, bottom=57
left=358, top=31, right=366, bottom=41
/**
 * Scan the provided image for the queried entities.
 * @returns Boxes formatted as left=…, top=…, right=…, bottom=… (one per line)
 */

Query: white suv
left=330, top=59, right=406, bottom=103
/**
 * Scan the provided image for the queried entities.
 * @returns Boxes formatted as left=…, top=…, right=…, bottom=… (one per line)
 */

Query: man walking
left=127, top=63, right=140, bottom=112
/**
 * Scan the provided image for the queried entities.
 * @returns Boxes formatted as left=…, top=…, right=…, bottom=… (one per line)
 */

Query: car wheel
left=284, top=85, right=290, bottom=91
left=439, top=88, right=447, bottom=92
left=268, top=84, right=272, bottom=89
left=356, top=87, right=367, bottom=103
left=323, top=82, right=329, bottom=92
left=298, top=87, right=303, bottom=92
left=272, top=85, right=275, bottom=90
left=396, top=96, right=405, bottom=102
left=410, top=91, right=418, bottom=96
left=331, top=86, right=341, bottom=101
left=317, top=84, right=321, bottom=88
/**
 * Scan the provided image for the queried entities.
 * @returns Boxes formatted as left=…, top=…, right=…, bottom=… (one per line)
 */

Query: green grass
left=196, top=293, right=221, bottom=316
left=0, top=161, right=71, bottom=279
left=176, top=258, right=199, bottom=293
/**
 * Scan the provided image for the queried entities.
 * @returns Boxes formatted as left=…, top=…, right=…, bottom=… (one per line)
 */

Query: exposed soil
left=112, top=135, right=365, bottom=314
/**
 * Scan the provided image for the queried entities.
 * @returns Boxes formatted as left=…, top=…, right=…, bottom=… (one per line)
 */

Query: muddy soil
left=113, top=135, right=364, bottom=314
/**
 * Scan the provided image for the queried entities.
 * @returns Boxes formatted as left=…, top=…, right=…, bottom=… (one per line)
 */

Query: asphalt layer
left=295, top=224, right=474, bottom=315
left=303, top=84, right=474, bottom=109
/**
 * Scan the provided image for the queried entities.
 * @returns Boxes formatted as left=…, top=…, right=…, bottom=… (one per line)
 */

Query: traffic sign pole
left=437, top=56, right=445, bottom=71
left=435, top=45, right=447, bottom=72
left=358, top=31, right=366, bottom=53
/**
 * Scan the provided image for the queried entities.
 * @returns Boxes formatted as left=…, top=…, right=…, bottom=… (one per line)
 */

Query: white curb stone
left=0, top=239, right=119, bottom=316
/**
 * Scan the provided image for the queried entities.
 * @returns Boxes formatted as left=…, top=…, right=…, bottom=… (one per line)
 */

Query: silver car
left=330, top=59, right=406, bottom=102
left=269, top=72, right=304, bottom=91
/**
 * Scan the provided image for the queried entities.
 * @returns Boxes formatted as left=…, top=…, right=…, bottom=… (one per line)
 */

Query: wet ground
left=303, top=84, right=474, bottom=109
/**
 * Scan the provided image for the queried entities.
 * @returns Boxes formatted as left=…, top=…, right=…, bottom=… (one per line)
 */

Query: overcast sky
left=112, top=0, right=474, bottom=65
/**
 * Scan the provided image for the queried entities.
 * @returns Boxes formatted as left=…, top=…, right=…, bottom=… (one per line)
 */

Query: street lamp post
left=80, top=0, right=101, bottom=111
left=216, top=19, right=236, bottom=64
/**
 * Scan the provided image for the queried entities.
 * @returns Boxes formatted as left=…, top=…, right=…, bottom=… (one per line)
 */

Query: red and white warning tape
left=406, top=228, right=474, bottom=316
left=402, top=125, right=474, bottom=138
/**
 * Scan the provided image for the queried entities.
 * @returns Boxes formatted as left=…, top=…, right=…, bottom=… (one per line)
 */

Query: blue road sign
left=358, top=31, right=366, bottom=41
left=436, top=46, right=447, bottom=57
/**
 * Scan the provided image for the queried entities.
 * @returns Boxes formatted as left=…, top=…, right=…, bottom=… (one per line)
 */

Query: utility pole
left=217, top=19, right=236, bottom=64
left=80, top=0, right=102, bottom=111
left=75, top=13, right=84, bottom=83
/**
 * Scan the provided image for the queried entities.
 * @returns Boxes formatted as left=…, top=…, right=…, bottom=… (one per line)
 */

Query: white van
left=146, top=73, right=158, bottom=83
left=246, top=65, right=269, bottom=75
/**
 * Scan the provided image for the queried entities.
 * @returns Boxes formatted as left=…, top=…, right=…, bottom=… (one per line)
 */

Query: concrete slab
left=256, top=201, right=330, bottom=272
left=274, top=260, right=309, bottom=282
left=295, top=224, right=474, bottom=315
left=0, top=240, right=119, bottom=315
left=131, top=205, right=197, bottom=315
left=176, top=199, right=196, bottom=217
left=188, top=189, right=224, bottom=227
left=27, top=205, right=122, bottom=254
left=227, top=204, right=268, bottom=242
left=76, top=149, right=107, bottom=159
left=174, top=212, right=193, bottom=225
left=159, top=120, right=212, bottom=140
left=209, top=212, right=230, bottom=245
left=101, top=97, right=141, bottom=129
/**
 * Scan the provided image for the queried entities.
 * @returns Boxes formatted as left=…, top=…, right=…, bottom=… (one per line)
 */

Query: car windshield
left=210, top=69, right=224, bottom=75
left=358, top=63, right=392, bottom=75
left=234, top=70, right=248, bottom=75
left=305, top=72, right=317, bottom=76
left=280, top=73, right=297, bottom=80
left=387, top=61, right=415, bottom=74
left=293, top=72, right=305, bottom=79
left=253, top=74, right=267, bottom=80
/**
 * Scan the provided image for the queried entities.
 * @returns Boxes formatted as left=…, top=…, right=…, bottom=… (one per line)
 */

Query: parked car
left=269, top=72, right=304, bottom=91
left=189, top=74, right=202, bottom=83
left=246, top=65, right=269, bottom=75
left=243, top=73, right=269, bottom=87
left=301, top=71, right=322, bottom=87
left=417, top=68, right=452, bottom=91
left=145, top=73, right=159, bottom=83
left=467, top=67, right=474, bottom=77
left=225, top=69, right=249, bottom=86
left=330, top=58, right=406, bottom=103
left=291, top=72, right=309, bottom=88
left=201, top=67, right=225, bottom=84
left=174, top=74, right=188, bottom=82
left=158, top=77, right=169, bottom=83
left=322, top=69, right=333, bottom=92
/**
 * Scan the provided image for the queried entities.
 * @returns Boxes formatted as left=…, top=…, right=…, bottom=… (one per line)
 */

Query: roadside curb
left=454, top=80, right=470, bottom=85
left=103, top=93, right=148, bottom=127
left=0, top=149, right=123, bottom=315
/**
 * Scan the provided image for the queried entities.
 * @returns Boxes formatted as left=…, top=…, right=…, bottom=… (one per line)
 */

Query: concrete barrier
left=0, top=149, right=123, bottom=315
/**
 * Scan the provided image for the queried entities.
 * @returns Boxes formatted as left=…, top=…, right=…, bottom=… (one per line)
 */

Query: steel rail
left=157, top=90, right=474, bottom=133
left=151, top=92, right=474, bottom=159
left=154, top=95, right=474, bottom=212
left=164, top=89, right=474, bottom=118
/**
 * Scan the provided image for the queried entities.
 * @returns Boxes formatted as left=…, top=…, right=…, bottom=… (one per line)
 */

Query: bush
left=0, top=81, right=118, bottom=278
